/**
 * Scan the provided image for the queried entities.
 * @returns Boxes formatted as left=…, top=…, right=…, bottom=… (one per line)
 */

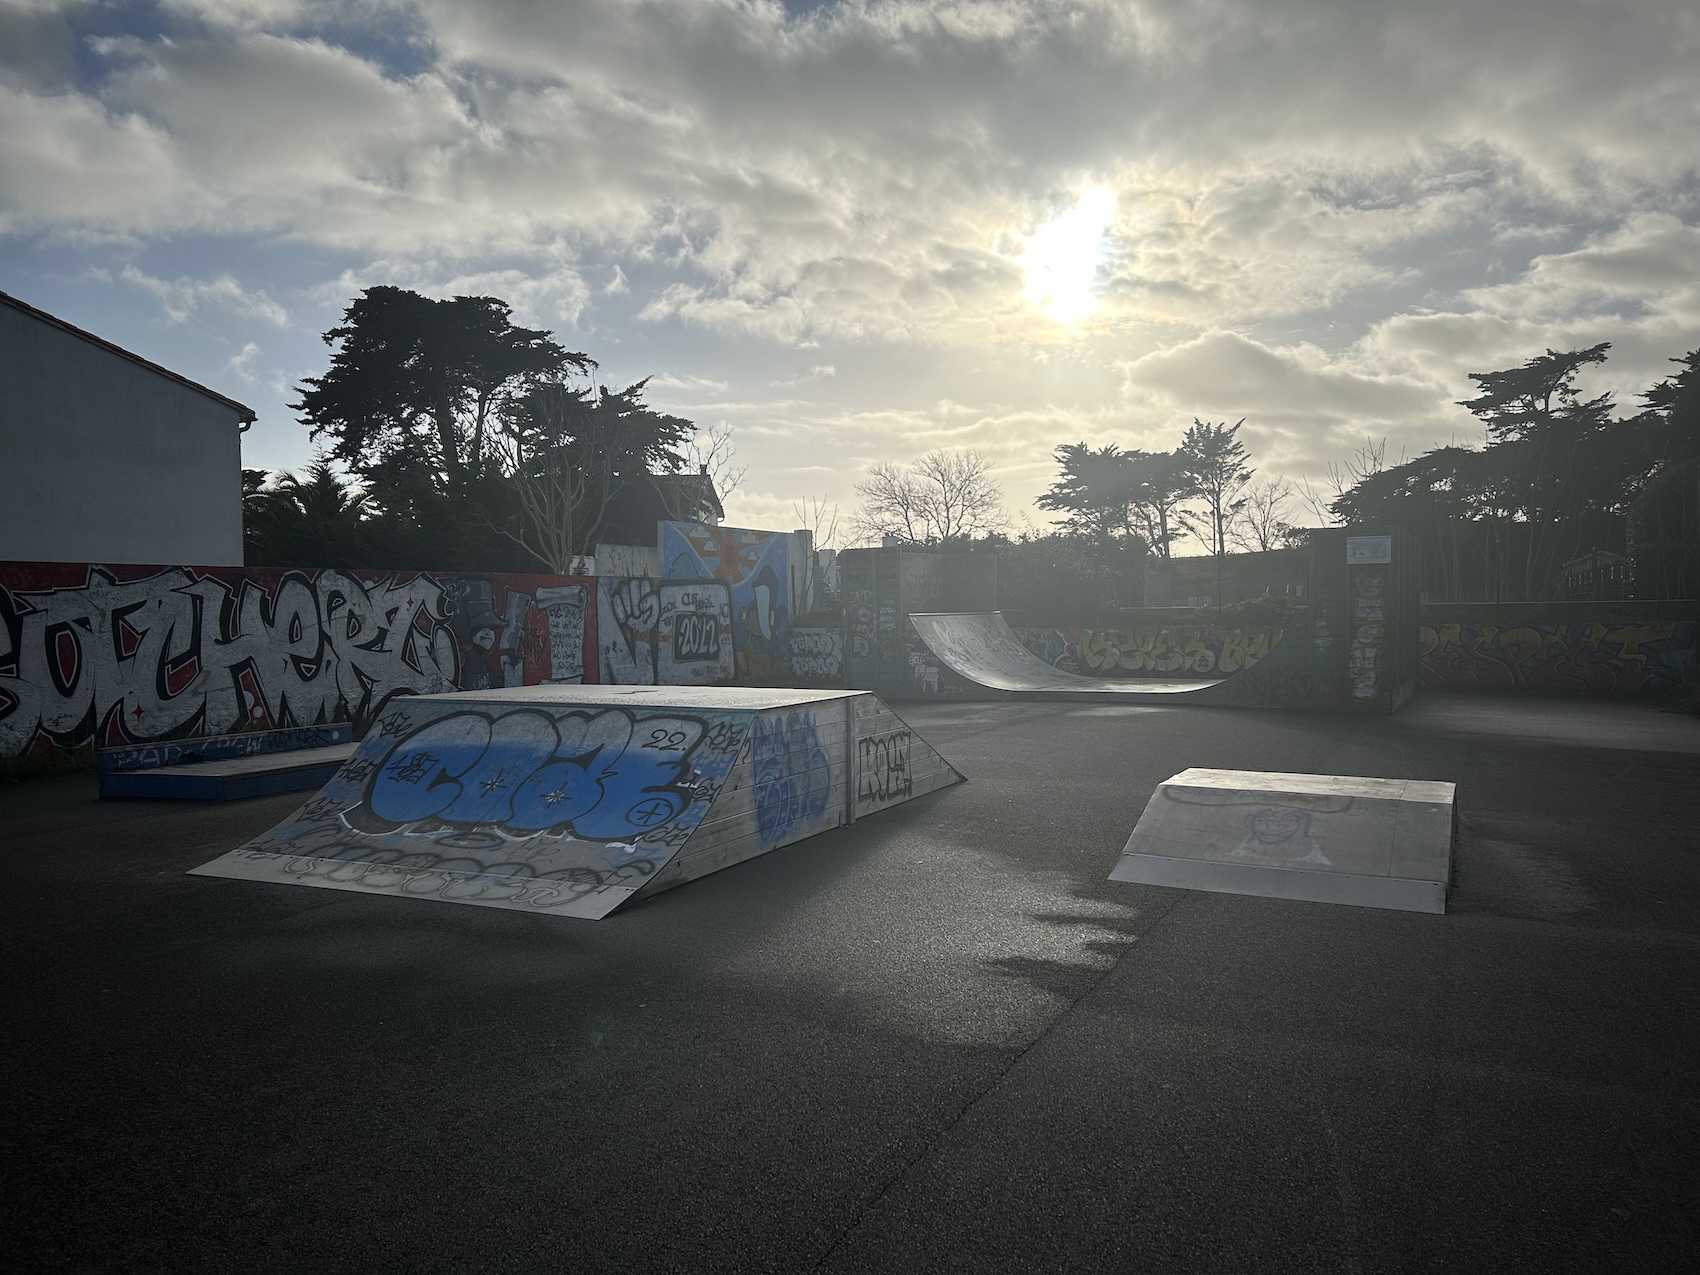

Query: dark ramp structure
left=864, top=528, right=1424, bottom=713
left=192, top=685, right=960, bottom=919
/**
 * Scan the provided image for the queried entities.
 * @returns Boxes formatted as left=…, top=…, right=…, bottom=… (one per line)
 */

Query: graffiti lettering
left=857, top=729, right=912, bottom=805
left=1020, top=626, right=1280, bottom=678
left=0, top=564, right=612, bottom=761
left=750, top=709, right=834, bottom=846
left=1349, top=573, right=1386, bottom=702
left=791, top=627, right=845, bottom=682
left=1419, top=617, right=1697, bottom=692
left=363, top=708, right=702, bottom=841
left=673, top=612, right=720, bottom=662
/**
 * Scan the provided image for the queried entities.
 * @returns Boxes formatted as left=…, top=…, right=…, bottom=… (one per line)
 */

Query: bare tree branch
left=851, top=449, right=1006, bottom=545
left=686, top=421, right=747, bottom=503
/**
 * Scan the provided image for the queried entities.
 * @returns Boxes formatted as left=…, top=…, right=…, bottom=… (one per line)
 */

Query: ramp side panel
left=191, top=697, right=757, bottom=919
left=194, top=850, right=632, bottom=919
left=1109, top=854, right=1446, bottom=914
left=852, top=695, right=963, bottom=816
left=634, top=699, right=854, bottom=894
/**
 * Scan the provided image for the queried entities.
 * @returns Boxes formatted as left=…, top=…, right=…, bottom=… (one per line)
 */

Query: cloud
left=2, top=0, right=1698, bottom=528
left=118, top=265, right=289, bottom=325
left=770, top=363, right=836, bottom=387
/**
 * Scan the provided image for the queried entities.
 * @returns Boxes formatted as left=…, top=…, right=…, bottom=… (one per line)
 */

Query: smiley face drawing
left=1232, top=805, right=1332, bottom=867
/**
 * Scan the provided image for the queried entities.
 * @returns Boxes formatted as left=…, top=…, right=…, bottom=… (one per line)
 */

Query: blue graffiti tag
left=750, top=710, right=833, bottom=846
left=366, top=709, right=704, bottom=840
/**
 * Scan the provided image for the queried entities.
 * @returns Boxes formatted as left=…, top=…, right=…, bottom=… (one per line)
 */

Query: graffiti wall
left=596, top=576, right=735, bottom=687
left=661, top=523, right=793, bottom=682
left=1419, top=619, right=1698, bottom=692
left=0, top=562, right=600, bottom=760
left=790, top=626, right=845, bottom=683
left=1013, top=626, right=1283, bottom=678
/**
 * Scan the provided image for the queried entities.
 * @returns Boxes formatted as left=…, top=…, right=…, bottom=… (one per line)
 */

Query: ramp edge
left=1109, top=851, right=1446, bottom=914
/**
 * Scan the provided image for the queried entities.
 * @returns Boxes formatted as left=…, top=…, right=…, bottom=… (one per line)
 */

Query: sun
left=1020, top=187, right=1115, bottom=324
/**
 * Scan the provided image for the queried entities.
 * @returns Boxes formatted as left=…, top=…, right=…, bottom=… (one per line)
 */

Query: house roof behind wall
left=0, top=289, right=258, bottom=425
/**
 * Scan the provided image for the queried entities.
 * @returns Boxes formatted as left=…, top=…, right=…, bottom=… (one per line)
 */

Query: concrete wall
left=661, top=522, right=795, bottom=681
left=0, top=562, right=746, bottom=764
left=1418, top=604, right=1697, bottom=692
left=0, top=304, right=247, bottom=565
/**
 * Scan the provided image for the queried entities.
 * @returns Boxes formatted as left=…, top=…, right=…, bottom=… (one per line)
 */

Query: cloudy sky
left=4, top=0, right=1698, bottom=540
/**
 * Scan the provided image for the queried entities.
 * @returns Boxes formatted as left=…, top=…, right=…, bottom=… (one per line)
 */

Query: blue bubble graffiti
left=750, top=709, right=833, bottom=846
left=366, top=709, right=705, bottom=841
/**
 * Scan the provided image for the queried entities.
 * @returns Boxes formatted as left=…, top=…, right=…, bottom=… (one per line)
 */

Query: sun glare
left=1020, top=187, right=1115, bottom=324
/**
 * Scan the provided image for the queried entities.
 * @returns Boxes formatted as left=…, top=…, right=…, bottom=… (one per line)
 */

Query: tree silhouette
left=1036, top=444, right=1139, bottom=544
left=853, top=449, right=1005, bottom=545
left=1178, top=419, right=1253, bottom=559
left=294, top=286, right=589, bottom=491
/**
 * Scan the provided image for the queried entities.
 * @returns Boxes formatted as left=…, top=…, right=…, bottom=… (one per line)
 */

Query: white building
left=0, top=290, right=255, bottom=566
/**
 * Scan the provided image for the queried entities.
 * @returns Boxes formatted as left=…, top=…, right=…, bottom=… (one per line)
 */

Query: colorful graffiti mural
left=597, top=577, right=735, bottom=687
left=0, top=563, right=599, bottom=759
left=662, top=523, right=793, bottom=681
left=1013, top=626, right=1282, bottom=678
left=1419, top=619, right=1698, bottom=692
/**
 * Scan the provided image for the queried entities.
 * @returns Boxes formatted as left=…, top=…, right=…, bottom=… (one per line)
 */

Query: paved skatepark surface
left=5, top=692, right=1699, bottom=1272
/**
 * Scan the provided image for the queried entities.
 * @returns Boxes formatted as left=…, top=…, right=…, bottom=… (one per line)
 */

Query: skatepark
left=6, top=687, right=1698, bottom=1271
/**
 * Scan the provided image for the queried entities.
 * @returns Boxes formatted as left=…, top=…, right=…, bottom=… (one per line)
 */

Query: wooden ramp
left=191, top=686, right=961, bottom=919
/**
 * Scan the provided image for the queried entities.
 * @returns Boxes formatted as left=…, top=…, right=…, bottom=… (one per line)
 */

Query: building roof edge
left=0, top=289, right=258, bottom=424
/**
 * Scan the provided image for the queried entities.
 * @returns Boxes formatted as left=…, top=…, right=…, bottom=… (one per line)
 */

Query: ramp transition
left=910, top=612, right=1227, bottom=697
left=192, top=686, right=960, bottom=919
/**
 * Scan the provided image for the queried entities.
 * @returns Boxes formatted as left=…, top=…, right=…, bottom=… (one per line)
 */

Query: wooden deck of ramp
left=191, top=686, right=961, bottom=919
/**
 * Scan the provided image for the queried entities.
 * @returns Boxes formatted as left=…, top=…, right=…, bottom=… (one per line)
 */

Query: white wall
left=0, top=304, right=246, bottom=565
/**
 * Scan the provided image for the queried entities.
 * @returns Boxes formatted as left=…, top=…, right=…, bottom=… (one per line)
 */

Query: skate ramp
left=909, top=612, right=1224, bottom=697
left=1109, top=768, right=1455, bottom=914
left=192, top=686, right=961, bottom=919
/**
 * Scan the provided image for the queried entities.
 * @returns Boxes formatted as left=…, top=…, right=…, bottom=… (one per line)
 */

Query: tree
left=1299, top=436, right=1389, bottom=526
left=293, top=286, right=589, bottom=491
left=490, top=376, right=693, bottom=573
left=1457, top=344, right=1619, bottom=599
left=244, top=461, right=371, bottom=567
left=1178, top=419, right=1253, bottom=558
left=792, top=495, right=842, bottom=550
left=1124, top=450, right=1195, bottom=562
left=852, top=449, right=1006, bottom=545
left=687, top=421, right=748, bottom=504
left=1231, top=477, right=1296, bottom=552
left=1036, top=443, right=1139, bottom=544
left=1641, top=348, right=1700, bottom=463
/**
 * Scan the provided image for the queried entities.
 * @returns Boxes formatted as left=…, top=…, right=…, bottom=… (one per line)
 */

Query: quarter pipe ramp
left=909, top=612, right=1231, bottom=698
left=192, top=685, right=961, bottom=919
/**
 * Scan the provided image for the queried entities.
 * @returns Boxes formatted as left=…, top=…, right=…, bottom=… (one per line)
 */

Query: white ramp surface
left=192, top=686, right=961, bottom=920
left=1110, top=768, right=1455, bottom=914
left=910, top=612, right=1222, bottom=695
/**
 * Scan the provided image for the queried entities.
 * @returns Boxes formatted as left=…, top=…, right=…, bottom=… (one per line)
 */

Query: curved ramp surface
left=191, top=685, right=960, bottom=919
left=910, top=612, right=1224, bottom=696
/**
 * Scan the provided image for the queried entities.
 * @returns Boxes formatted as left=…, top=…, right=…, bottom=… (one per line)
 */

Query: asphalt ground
left=4, top=692, right=1699, bottom=1273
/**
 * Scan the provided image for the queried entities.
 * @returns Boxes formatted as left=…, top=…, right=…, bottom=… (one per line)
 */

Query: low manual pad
left=1109, top=768, right=1455, bottom=914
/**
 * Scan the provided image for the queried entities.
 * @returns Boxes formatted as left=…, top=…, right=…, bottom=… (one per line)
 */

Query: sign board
left=1346, top=535, right=1392, bottom=565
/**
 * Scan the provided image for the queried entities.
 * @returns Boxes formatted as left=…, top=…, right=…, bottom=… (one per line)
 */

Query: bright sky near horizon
left=3, top=0, right=1698, bottom=540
